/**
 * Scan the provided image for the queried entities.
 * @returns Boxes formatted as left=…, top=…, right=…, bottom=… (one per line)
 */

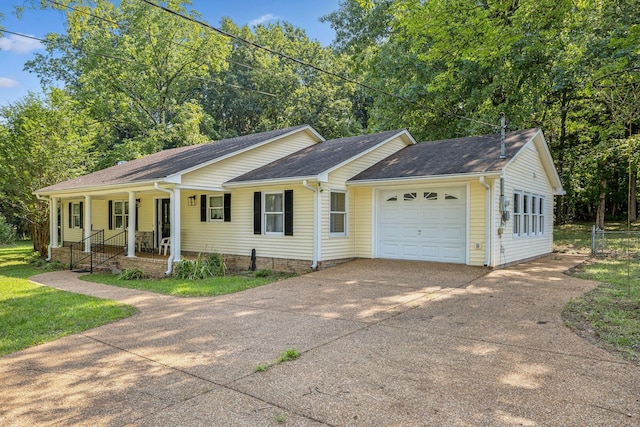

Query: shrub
left=173, top=253, right=227, bottom=280
left=255, top=269, right=272, bottom=278
left=0, top=214, right=17, bottom=245
left=118, top=268, right=146, bottom=280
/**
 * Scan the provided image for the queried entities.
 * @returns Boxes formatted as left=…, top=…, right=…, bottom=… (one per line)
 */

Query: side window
left=72, top=202, right=82, bottom=228
left=264, top=192, right=284, bottom=234
left=513, top=192, right=521, bottom=236
left=113, top=201, right=129, bottom=229
left=330, top=191, right=347, bottom=235
left=209, top=195, right=224, bottom=220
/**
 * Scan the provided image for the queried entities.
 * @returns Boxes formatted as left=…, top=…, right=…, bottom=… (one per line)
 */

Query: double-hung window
left=113, top=201, right=129, bottom=229
left=330, top=191, right=347, bottom=236
left=71, top=202, right=82, bottom=228
left=209, top=195, right=224, bottom=220
left=513, top=192, right=521, bottom=235
left=264, top=192, right=284, bottom=234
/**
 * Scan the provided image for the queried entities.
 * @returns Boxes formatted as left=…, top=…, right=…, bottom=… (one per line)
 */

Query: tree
left=0, top=89, right=97, bottom=255
left=26, top=0, right=231, bottom=162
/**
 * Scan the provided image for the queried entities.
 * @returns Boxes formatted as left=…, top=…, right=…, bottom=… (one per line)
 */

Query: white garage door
left=377, top=187, right=467, bottom=263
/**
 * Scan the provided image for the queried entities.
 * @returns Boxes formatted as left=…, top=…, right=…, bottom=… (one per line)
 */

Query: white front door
left=377, top=187, right=467, bottom=263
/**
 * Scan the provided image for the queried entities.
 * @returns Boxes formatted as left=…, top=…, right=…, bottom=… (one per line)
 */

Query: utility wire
left=0, top=28, right=275, bottom=97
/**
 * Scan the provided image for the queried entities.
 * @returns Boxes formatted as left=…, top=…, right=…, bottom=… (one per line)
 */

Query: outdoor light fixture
left=188, top=195, right=197, bottom=206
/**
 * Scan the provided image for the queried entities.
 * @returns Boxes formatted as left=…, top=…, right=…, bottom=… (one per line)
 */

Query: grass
left=254, top=348, right=301, bottom=373
left=0, top=242, right=136, bottom=356
left=556, top=223, right=640, bottom=365
left=80, top=270, right=293, bottom=297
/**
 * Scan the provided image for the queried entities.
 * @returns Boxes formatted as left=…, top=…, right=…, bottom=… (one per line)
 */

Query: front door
left=157, top=198, right=170, bottom=247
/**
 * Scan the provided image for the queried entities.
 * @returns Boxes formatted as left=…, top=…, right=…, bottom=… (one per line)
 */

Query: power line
left=0, top=28, right=275, bottom=97
left=137, top=0, right=423, bottom=108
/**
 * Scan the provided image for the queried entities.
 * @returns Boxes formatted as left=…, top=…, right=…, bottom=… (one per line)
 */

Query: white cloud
left=249, top=13, right=278, bottom=26
left=0, top=77, right=19, bottom=88
left=0, top=33, right=44, bottom=53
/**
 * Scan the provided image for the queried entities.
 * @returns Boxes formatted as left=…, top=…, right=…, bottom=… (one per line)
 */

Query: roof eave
left=223, top=175, right=320, bottom=188
left=347, top=171, right=503, bottom=187
left=33, top=178, right=176, bottom=197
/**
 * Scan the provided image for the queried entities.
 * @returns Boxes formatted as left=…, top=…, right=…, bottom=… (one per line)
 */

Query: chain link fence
left=591, top=225, right=640, bottom=257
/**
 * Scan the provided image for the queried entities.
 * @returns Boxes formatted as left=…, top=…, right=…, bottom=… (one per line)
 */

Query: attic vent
left=117, top=160, right=128, bottom=165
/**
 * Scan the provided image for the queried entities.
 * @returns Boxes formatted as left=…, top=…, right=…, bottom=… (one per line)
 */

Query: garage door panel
left=378, top=187, right=467, bottom=264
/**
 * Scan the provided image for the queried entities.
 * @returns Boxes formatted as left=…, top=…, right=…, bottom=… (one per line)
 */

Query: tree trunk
left=596, top=178, right=607, bottom=229
left=554, top=89, right=569, bottom=224
left=31, top=220, right=50, bottom=258
left=630, top=167, right=637, bottom=223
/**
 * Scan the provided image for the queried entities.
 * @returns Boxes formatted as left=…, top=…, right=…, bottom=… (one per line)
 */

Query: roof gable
left=36, top=125, right=321, bottom=193
left=227, top=129, right=412, bottom=184
left=348, top=128, right=541, bottom=182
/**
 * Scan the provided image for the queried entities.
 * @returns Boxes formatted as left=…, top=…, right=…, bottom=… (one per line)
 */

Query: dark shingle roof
left=348, top=128, right=539, bottom=182
left=228, top=129, right=407, bottom=183
left=37, top=125, right=313, bottom=192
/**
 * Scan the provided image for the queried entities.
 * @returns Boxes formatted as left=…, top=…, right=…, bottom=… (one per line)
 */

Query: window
left=209, top=195, right=224, bottom=220
left=330, top=191, right=347, bottom=235
left=513, top=192, right=521, bottom=235
left=71, top=202, right=82, bottom=228
left=403, top=192, right=417, bottom=201
left=424, top=192, right=438, bottom=201
left=264, top=192, right=284, bottom=234
left=513, top=191, right=544, bottom=237
left=113, top=201, right=129, bottom=229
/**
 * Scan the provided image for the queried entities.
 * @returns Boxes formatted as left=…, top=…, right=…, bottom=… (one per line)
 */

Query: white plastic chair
left=159, top=237, right=170, bottom=256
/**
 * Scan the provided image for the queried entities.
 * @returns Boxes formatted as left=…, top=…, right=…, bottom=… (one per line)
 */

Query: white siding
left=182, top=132, right=320, bottom=187
left=468, top=180, right=487, bottom=266
left=494, top=141, right=554, bottom=266
left=180, top=184, right=314, bottom=260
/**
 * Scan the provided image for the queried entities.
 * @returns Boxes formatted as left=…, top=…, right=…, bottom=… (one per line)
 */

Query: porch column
left=172, top=188, right=181, bottom=261
left=84, top=195, right=92, bottom=252
left=50, top=196, right=59, bottom=248
left=127, top=191, right=136, bottom=257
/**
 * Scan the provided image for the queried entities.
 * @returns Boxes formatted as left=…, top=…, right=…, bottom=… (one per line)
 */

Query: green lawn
left=556, top=223, right=640, bottom=365
left=80, top=271, right=290, bottom=297
left=0, top=242, right=136, bottom=356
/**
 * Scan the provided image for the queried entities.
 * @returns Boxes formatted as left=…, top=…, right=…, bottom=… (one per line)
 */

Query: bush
left=0, top=214, right=17, bottom=245
left=118, top=268, right=146, bottom=280
left=29, top=252, right=66, bottom=271
left=173, top=253, right=227, bottom=280
left=255, top=269, right=272, bottom=278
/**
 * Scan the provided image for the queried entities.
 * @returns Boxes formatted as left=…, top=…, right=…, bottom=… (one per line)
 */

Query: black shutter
left=135, top=204, right=139, bottom=231
left=224, top=193, right=231, bottom=222
left=284, top=189, right=293, bottom=236
left=200, top=195, right=207, bottom=222
left=79, top=202, right=84, bottom=229
left=253, top=192, right=262, bottom=234
left=68, top=203, right=72, bottom=228
left=108, top=201, right=113, bottom=230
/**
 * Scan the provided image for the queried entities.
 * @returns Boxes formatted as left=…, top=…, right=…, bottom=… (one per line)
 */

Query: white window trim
left=329, top=190, right=348, bottom=237
left=264, top=191, right=284, bottom=235
left=208, top=195, right=224, bottom=221
left=71, top=202, right=82, bottom=229
left=513, top=190, right=545, bottom=238
left=113, top=200, right=129, bottom=230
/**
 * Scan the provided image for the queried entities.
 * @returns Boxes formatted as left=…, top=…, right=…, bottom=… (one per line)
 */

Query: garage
left=377, top=187, right=467, bottom=263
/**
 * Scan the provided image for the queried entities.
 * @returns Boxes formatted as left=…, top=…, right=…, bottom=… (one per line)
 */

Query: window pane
left=403, top=192, right=417, bottom=201
left=265, top=213, right=283, bottom=233
left=124, top=201, right=129, bottom=214
left=424, top=192, right=438, bottom=200
left=210, top=207, right=223, bottom=220
left=73, top=203, right=80, bottom=215
left=331, top=213, right=345, bottom=233
left=115, top=216, right=123, bottom=229
left=265, top=193, right=283, bottom=213
left=331, top=192, right=346, bottom=212
left=114, top=202, right=123, bottom=215
left=513, top=193, right=520, bottom=213
left=209, top=196, right=223, bottom=208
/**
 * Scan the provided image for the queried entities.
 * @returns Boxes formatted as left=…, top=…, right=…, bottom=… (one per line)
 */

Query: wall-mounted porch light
left=188, top=195, right=197, bottom=206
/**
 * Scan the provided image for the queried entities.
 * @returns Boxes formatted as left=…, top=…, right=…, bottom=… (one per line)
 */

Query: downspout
left=479, top=177, right=491, bottom=267
left=36, top=194, right=53, bottom=261
left=154, top=183, right=175, bottom=275
left=302, top=180, right=319, bottom=269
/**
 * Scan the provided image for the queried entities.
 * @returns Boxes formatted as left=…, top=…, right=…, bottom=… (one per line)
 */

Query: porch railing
left=70, top=229, right=104, bottom=272
left=69, top=229, right=128, bottom=273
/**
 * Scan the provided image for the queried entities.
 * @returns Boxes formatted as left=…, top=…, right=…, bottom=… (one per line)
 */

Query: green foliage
left=0, top=213, right=17, bottom=245
left=118, top=268, right=146, bottom=280
left=173, top=253, right=227, bottom=280
left=0, top=241, right=136, bottom=356
left=254, top=269, right=272, bottom=278
left=81, top=269, right=275, bottom=297
left=254, top=348, right=301, bottom=373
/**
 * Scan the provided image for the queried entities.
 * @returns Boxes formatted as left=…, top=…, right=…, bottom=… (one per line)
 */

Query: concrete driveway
left=1, top=255, right=638, bottom=426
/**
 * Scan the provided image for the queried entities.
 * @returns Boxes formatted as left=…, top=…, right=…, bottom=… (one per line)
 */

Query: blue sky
left=0, top=0, right=340, bottom=106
